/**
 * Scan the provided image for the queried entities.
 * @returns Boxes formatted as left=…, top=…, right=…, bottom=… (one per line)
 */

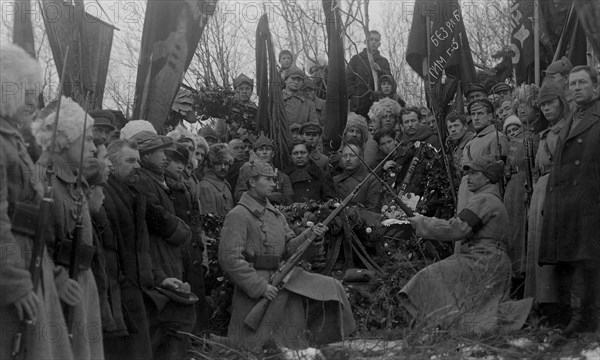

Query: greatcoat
left=0, top=119, right=73, bottom=360
left=539, top=98, right=600, bottom=264
left=200, top=170, right=234, bottom=216
left=285, top=161, right=337, bottom=203
left=333, top=165, right=381, bottom=210
left=218, top=193, right=355, bottom=349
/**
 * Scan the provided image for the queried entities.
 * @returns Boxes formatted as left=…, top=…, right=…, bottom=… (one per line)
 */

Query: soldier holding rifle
left=0, top=43, right=74, bottom=360
left=32, top=96, right=103, bottom=358
left=218, top=160, right=355, bottom=350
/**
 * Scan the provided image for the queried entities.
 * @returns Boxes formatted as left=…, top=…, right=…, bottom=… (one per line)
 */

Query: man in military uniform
left=464, top=83, right=488, bottom=104
left=1, top=43, right=74, bottom=360
left=200, top=144, right=234, bottom=215
left=283, top=66, right=319, bottom=126
left=457, top=99, right=509, bottom=212
left=89, top=109, right=116, bottom=146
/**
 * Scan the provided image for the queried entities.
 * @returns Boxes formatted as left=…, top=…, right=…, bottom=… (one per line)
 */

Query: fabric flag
left=132, top=0, right=218, bottom=132
left=322, top=0, right=348, bottom=152
left=41, top=0, right=114, bottom=109
left=406, top=0, right=477, bottom=87
left=510, top=0, right=554, bottom=84
left=552, top=3, right=587, bottom=67
left=255, top=14, right=292, bottom=169
left=12, top=0, right=35, bottom=58
left=574, top=0, right=600, bottom=59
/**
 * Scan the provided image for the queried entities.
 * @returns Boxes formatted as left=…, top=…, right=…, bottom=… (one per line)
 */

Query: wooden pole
left=533, top=0, right=540, bottom=86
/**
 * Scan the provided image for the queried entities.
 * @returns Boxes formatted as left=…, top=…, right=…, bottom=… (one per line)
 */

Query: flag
left=42, top=0, right=114, bottom=109
left=406, top=0, right=477, bottom=87
left=255, top=14, right=292, bottom=169
left=552, top=3, right=587, bottom=67
left=132, top=0, right=218, bottom=132
left=322, top=0, right=348, bottom=152
left=574, top=0, right=600, bottom=60
left=13, top=0, right=35, bottom=58
left=510, top=0, right=554, bottom=84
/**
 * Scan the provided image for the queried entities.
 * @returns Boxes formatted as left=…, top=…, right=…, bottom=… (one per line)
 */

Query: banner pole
left=534, top=0, right=540, bottom=86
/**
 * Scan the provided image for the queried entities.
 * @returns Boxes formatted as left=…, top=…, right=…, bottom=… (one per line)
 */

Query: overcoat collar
left=562, top=99, right=600, bottom=141
left=37, top=151, right=78, bottom=184
left=238, top=192, right=278, bottom=218
left=475, top=124, right=497, bottom=137
left=475, top=183, right=501, bottom=200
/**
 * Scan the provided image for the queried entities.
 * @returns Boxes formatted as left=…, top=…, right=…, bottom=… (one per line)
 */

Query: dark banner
left=406, top=0, right=476, bottom=86
left=574, top=0, right=600, bottom=59
left=42, top=0, right=114, bottom=109
left=255, top=14, right=292, bottom=169
left=132, top=0, right=218, bottom=132
left=13, top=0, right=36, bottom=58
left=510, top=0, right=554, bottom=84
left=322, top=0, right=347, bottom=151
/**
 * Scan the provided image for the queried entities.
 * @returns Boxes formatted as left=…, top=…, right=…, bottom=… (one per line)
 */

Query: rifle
left=523, top=133, right=535, bottom=207
left=64, top=91, right=91, bottom=339
left=397, top=141, right=424, bottom=197
left=11, top=46, right=70, bottom=360
left=243, top=143, right=400, bottom=331
left=341, top=137, right=414, bottom=217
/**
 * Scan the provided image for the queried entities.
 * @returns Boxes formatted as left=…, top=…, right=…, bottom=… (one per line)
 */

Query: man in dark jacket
left=129, top=131, right=195, bottom=359
left=346, top=30, right=391, bottom=118
left=285, top=140, right=337, bottom=202
left=540, top=65, right=600, bottom=337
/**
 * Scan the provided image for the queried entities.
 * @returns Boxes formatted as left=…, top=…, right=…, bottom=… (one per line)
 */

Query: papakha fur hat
left=207, top=143, right=233, bottom=165
left=120, top=120, right=157, bottom=140
left=368, top=97, right=402, bottom=126
left=31, top=96, right=93, bottom=152
left=1, top=43, right=43, bottom=118
left=343, top=112, right=369, bottom=146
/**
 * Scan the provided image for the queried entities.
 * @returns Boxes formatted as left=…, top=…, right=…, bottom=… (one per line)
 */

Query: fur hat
left=503, top=115, right=522, bottom=133
left=463, top=156, right=505, bottom=184
left=31, top=96, right=93, bottom=152
left=167, top=125, right=196, bottom=149
left=238, top=158, right=275, bottom=186
left=1, top=43, right=43, bottom=118
left=120, top=120, right=157, bottom=140
left=193, top=134, right=209, bottom=153
left=368, top=97, right=402, bottom=126
left=343, top=112, right=369, bottom=145
left=207, top=143, right=233, bottom=165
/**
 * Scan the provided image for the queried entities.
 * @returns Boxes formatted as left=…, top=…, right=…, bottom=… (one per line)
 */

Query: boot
left=562, top=307, right=586, bottom=337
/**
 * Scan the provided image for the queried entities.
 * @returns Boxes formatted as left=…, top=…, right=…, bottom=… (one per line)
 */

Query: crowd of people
left=1, top=27, right=599, bottom=360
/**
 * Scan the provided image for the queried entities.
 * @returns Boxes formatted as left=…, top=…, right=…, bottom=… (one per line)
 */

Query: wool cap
left=300, top=122, right=322, bottom=135
left=463, top=156, right=505, bottom=184
left=120, top=120, right=156, bottom=140
left=165, top=142, right=190, bottom=163
left=31, top=96, right=93, bottom=152
left=467, top=98, right=495, bottom=114
left=502, top=115, right=522, bottom=133
left=253, top=135, right=274, bottom=149
left=284, top=66, right=305, bottom=80
left=538, top=81, right=566, bottom=104
left=233, top=73, right=253, bottom=89
left=380, top=74, right=394, bottom=84
left=89, top=109, right=116, bottom=130
left=131, top=131, right=174, bottom=154
left=543, top=56, right=573, bottom=76
left=238, top=159, right=275, bottom=185
left=167, top=125, right=196, bottom=148
left=208, top=143, right=233, bottom=165
left=464, top=82, right=487, bottom=96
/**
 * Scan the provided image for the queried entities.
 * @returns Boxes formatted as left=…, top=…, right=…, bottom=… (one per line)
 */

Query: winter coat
left=457, top=124, right=509, bottom=212
left=346, top=48, right=391, bottom=117
left=309, top=148, right=329, bottom=173
left=284, top=161, right=337, bottom=203
left=132, top=164, right=191, bottom=285
left=101, top=174, right=161, bottom=359
left=448, top=131, right=474, bottom=178
left=234, top=168, right=294, bottom=206
left=283, top=89, right=319, bottom=126
left=333, top=164, right=381, bottom=210
left=218, top=192, right=355, bottom=349
left=540, top=99, right=600, bottom=264
left=165, top=171, right=209, bottom=332
left=199, top=170, right=234, bottom=215
left=402, top=183, right=532, bottom=335
left=0, top=119, right=73, bottom=360
left=36, top=152, right=104, bottom=359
